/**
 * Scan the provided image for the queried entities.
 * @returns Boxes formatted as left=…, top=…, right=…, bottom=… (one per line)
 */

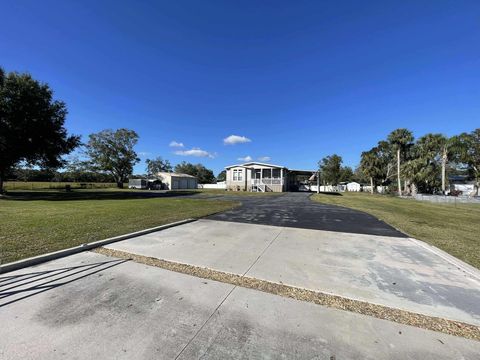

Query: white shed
left=346, top=182, right=361, bottom=192
left=157, top=172, right=198, bottom=190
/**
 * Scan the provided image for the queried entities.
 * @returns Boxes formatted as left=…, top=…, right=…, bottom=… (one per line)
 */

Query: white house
left=225, top=161, right=314, bottom=192
left=448, top=175, right=479, bottom=196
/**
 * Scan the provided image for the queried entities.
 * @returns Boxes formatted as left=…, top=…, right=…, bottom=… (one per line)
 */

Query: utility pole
left=317, top=170, right=320, bottom=194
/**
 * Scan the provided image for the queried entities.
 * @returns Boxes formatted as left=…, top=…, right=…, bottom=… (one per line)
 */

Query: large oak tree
left=174, top=162, right=216, bottom=184
left=145, top=157, right=172, bottom=177
left=0, top=68, right=79, bottom=193
left=318, top=154, right=343, bottom=186
left=85, top=129, right=139, bottom=188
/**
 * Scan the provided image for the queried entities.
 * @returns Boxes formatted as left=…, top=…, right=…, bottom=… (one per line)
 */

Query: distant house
left=449, top=175, right=478, bottom=196
left=225, top=161, right=314, bottom=192
left=157, top=172, right=197, bottom=190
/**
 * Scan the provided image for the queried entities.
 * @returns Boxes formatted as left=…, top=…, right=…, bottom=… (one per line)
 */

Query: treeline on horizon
left=318, top=128, right=479, bottom=196
left=0, top=67, right=220, bottom=191
left=1, top=67, right=478, bottom=195
left=5, top=155, right=219, bottom=185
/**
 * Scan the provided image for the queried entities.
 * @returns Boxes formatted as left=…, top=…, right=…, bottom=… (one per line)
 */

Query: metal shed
left=156, top=172, right=197, bottom=190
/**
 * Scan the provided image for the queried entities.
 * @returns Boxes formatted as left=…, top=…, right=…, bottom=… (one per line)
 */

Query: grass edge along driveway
left=312, top=192, right=480, bottom=269
left=0, top=194, right=238, bottom=264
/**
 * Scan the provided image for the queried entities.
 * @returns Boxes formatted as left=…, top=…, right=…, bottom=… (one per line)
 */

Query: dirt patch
left=93, top=247, right=480, bottom=342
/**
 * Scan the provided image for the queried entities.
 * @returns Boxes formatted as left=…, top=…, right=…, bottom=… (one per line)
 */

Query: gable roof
left=225, top=161, right=287, bottom=169
left=157, top=172, right=197, bottom=178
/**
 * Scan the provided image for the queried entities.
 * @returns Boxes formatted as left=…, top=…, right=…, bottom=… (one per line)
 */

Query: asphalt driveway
left=206, top=192, right=406, bottom=237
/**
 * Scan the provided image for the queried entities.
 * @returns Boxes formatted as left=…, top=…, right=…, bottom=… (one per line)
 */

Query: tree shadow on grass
left=316, top=191, right=343, bottom=196
left=1, top=190, right=199, bottom=201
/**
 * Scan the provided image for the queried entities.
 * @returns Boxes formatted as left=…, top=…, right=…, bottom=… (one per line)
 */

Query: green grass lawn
left=312, top=192, right=480, bottom=269
left=0, top=190, right=238, bottom=264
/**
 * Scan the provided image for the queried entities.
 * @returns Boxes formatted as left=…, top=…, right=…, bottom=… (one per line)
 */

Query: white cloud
left=138, top=151, right=151, bottom=157
left=223, top=135, right=251, bottom=145
left=174, top=148, right=215, bottom=158
left=238, top=155, right=253, bottom=162
left=169, top=141, right=184, bottom=148
left=257, top=156, right=271, bottom=162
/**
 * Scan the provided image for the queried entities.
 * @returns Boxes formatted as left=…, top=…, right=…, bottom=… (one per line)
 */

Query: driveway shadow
left=0, top=259, right=128, bottom=307
left=316, top=191, right=343, bottom=196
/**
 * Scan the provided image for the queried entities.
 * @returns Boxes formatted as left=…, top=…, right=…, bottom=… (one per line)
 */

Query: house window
left=232, top=169, right=243, bottom=181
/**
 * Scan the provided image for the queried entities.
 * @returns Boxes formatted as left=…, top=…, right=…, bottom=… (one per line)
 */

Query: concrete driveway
left=2, top=252, right=479, bottom=359
left=104, top=218, right=480, bottom=326
left=1, top=193, right=480, bottom=359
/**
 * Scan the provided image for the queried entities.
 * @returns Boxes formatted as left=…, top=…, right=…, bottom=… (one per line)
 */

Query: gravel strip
left=93, top=247, right=480, bottom=341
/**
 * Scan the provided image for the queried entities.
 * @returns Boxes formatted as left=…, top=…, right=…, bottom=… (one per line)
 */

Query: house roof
left=157, top=172, right=197, bottom=178
left=225, top=161, right=287, bottom=169
left=448, top=175, right=471, bottom=183
left=289, top=169, right=316, bottom=174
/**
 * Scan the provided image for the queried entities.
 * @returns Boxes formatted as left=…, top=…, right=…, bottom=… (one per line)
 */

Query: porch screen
left=261, top=168, right=280, bottom=179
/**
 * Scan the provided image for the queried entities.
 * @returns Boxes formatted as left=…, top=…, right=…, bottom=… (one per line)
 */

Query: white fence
left=362, top=186, right=388, bottom=194
left=411, top=194, right=480, bottom=204
left=304, top=183, right=377, bottom=193
left=303, top=185, right=340, bottom=192
left=198, top=182, right=226, bottom=189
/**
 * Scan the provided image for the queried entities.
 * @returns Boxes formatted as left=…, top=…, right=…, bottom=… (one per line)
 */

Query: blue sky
left=1, top=1, right=479, bottom=175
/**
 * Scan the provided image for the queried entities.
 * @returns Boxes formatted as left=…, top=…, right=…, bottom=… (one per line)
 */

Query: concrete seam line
left=174, top=285, right=238, bottom=359
left=242, top=227, right=283, bottom=276
left=0, top=218, right=196, bottom=274
left=93, top=247, right=480, bottom=342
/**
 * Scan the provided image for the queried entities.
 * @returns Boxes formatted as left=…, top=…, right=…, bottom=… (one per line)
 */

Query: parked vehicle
left=128, top=178, right=163, bottom=190
left=128, top=179, right=148, bottom=189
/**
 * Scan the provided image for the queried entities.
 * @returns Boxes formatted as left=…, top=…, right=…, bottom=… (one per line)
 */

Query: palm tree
left=410, top=134, right=444, bottom=194
left=437, top=135, right=463, bottom=194
left=387, top=129, right=414, bottom=196
left=360, top=149, right=379, bottom=194
left=376, top=140, right=395, bottom=184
